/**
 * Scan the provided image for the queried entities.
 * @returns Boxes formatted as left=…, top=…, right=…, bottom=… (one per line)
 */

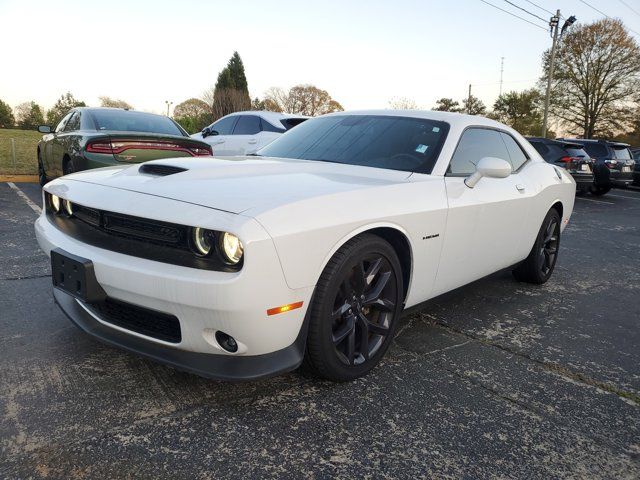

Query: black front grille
left=139, top=164, right=188, bottom=176
left=86, top=297, right=181, bottom=343
left=103, top=212, right=184, bottom=245
left=74, top=204, right=101, bottom=227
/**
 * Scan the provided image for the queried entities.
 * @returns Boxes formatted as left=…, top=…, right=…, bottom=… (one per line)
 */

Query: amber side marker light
left=267, top=301, right=304, bottom=316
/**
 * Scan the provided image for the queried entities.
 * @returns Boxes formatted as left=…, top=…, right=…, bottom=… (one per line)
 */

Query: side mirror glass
left=38, top=125, right=52, bottom=134
left=464, top=156, right=512, bottom=188
left=209, top=129, right=219, bottom=136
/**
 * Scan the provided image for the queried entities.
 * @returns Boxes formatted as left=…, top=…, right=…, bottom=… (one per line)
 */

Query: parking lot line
left=575, top=197, right=614, bottom=205
left=606, top=193, right=640, bottom=201
left=7, top=182, right=42, bottom=214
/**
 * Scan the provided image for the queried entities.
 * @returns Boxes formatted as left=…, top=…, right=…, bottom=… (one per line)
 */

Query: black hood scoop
left=139, top=164, right=188, bottom=176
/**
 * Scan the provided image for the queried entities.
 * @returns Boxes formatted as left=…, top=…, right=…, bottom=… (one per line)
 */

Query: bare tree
left=262, top=85, right=343, bottom=116
left=542, top=18, right=640, bottom=138
left=99, top=96, right=133, bottom=109
left=388, top=97, right=418, bottom=109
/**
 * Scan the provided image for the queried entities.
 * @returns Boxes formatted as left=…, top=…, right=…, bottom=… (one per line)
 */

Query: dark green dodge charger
left=37, top=107, right=212, bottom=186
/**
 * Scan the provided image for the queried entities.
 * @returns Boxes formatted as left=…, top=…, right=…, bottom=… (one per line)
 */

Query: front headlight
left=220, top=232, right=243, bottom=265
left=50, top=194, right=61, bottom=213
left=63, top=199, right=73, bottom=216
left=192, top=227, right=214, bottom=256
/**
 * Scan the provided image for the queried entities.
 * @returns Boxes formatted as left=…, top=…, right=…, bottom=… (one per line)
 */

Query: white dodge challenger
left=35, top=110, right=575, bottom=382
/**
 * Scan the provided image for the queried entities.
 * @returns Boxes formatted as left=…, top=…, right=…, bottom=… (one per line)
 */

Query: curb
left=0, top=175, right=38, bottom=183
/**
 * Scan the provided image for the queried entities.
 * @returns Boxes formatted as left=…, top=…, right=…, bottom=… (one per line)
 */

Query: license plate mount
left=51, top=248, right=106, bottom=303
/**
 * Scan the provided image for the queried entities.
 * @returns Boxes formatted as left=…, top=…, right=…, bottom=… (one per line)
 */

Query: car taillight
left=85, top=141, right=114, bottom=153
left=604, top=159, right=618, bottom=169
left=559, top=156, right=573, bottom=163
left=86, top=140, right=212, bottom=156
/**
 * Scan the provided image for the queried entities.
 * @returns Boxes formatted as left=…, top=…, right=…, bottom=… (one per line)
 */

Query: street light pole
left=542, top=10, right=560, bottom=138
left=541, top=12, right=576, bottom=137
left=467, top=84, right=472, bottom=114
left=165, top=100, right=173, bottom=117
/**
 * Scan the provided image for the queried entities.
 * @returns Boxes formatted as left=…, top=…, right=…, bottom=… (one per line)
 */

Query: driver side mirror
left=201, top=127, right=219, bottom=138
left=464, top=157, right=512, bottom=188
left=38, top=125, right=52, bottom=134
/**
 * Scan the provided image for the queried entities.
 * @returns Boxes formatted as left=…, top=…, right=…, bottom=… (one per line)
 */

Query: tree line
left=1, top=18, right=638, bottom=144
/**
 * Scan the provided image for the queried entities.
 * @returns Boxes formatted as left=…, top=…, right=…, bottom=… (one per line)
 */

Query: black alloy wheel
left=304, top=234, right=403, bottom=381
left=512, top=208, right=561, bottom=284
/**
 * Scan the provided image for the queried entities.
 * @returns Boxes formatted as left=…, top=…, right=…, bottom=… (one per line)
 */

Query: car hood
left=61, top=156, right=412, bottom=215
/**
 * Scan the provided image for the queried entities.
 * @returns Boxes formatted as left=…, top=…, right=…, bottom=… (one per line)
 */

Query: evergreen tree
left=46, top=92, right=86, bottom=127
left=212, top=52, right=251, bottom=119
left=0, top=99, right=15, bottom=128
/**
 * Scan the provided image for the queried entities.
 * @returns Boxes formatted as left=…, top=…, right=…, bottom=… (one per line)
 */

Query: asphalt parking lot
left=1, top=182, right=639, bottom=479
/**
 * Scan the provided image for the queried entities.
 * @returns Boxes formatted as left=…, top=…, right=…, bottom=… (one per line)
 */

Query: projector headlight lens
left=192, top=227, right=213, bottom=256
left=220, top=232, right=243, bottom=265
left=63, top=199, right=73, bottom=216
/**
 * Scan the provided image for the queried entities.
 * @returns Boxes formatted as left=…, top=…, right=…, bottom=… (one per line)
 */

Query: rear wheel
left=512, top=209, right=561, bottom=285
left=304, top=234, right=403, bottom=381
left=590, top=185, right=610, bottom=196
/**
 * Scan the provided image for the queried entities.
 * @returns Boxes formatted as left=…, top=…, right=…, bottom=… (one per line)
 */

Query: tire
left=590, top=185, right=610, bottom=196
left=304, top=234, right=404, bottom=382
left=512, top=209, right=561, bottom=285
left=37, top=152, right=47, bottom=187
left=62, top=158, right=76, bottom=176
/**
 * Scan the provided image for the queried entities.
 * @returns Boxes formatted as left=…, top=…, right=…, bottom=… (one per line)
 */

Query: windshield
left=564, top=147, right=589, bottom=158
left=612, top=146, right=631, bottom=160
left=90, top=110, right=184, bottom=136
left=258, top=115, right=450, bottom=173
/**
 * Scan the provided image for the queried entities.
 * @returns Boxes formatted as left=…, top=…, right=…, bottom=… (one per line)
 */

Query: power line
left=522, top=0, right=554, bottom=16
left=502, top=0, right=548, bottom=22
left=618, top=0, right=640, bottom=18
left=477, top=0, right=548, bottom=31
left=578, top=0, right=640, bottom=36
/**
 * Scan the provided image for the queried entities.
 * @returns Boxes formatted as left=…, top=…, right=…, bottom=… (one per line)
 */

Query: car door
left=228, top=115, right=262, bottom=155
left=198, top=115, right=238, bottom=156
left=432, top=127, right=534, bottom=296
left=50, top=111, right=74, bottom=177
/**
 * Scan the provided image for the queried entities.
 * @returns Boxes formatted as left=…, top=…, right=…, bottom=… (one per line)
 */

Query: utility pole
left=542, top=10, right=560, bottom=138
left=542, top=12, right=576, bottom=137
left=467, top=84, right=472, bottom=114
left=499, top=57, right=505, bottom=97
left=165, top=100, right=173, bottom=117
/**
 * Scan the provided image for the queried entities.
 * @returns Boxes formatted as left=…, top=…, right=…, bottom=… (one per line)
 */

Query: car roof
left=324, top=109, right=508, bottom=129
left=559, top=137, right=631, bottom=148
left=526, top=137, right=585, bottom=149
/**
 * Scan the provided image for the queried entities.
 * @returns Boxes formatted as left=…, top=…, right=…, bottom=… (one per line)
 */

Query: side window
left=210, top=116, right=238, bottom=135
left=233, top=115, right=261, bottom=135
left=261, top=118, right=284, bottom=133
left=64, top=112, right=80, bottom=132
left=448, top=128, right=509, bottom=175
left=55, top=111, right=74, bottom=133
left=500, top=133, right=528, bottom=171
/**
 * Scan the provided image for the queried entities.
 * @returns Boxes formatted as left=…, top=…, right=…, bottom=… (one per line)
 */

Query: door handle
left=516, top=184, right=525, bottom=192
left=212, top=140, right=225, bottom=145
left=248, top=139, right=257, bottom=144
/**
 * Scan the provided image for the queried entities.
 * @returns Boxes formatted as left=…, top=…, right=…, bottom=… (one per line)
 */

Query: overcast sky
left=1, top=0, right=638, bottom=116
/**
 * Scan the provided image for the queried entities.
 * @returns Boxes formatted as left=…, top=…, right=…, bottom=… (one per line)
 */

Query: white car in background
left=36, top=110, right=575, bottom=382
left=191, top=111, right=308, bottom=156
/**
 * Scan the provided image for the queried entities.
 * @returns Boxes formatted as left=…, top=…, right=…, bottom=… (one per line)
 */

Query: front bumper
left=35, top=194, right=314, bottom=380
left=53, top=287, right=308, bottom=381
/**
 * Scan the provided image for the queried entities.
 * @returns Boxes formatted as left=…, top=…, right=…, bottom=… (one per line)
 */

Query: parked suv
left=559, top=139, right=634, bottom=195
left=632, top=147, right=640, bottom=186
left=526, top=137, right=594, bottom=194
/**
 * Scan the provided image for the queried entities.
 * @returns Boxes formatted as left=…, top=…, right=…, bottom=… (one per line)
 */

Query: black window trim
left=445, top=125, right=531, bottom=177
left=209, top=115, right=240, bottom=136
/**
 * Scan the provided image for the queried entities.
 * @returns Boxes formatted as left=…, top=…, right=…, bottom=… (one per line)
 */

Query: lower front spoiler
left=53, top=287, right=307, bottom=382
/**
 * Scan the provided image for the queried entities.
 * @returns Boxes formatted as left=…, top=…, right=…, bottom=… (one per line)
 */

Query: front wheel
left=512, top=209, right=561, bottom=284
left=304, top=234, right=403, bottom=381
left=38, top=154, right=47, bottom=187
left=590, top=185, right=610, bottom=196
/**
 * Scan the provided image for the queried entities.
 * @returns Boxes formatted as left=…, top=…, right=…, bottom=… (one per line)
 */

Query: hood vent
left=139, top=164, right=188, bottom=177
